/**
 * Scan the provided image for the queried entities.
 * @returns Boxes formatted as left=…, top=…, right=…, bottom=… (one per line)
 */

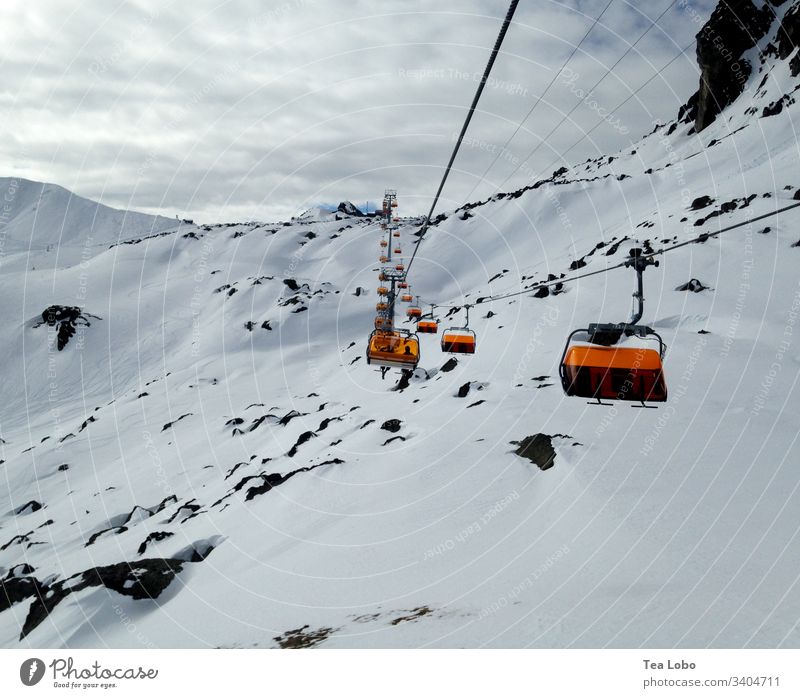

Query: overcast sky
left=0, top=0, right=716, bottom=222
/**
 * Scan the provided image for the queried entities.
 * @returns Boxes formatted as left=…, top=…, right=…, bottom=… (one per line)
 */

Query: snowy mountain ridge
left=0, top=177, right=177, bottom=269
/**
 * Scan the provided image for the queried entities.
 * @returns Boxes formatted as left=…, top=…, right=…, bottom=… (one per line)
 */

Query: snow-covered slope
left=0, top=177, right=177, bottom=268
left=1, top=2, right=799, bottom=649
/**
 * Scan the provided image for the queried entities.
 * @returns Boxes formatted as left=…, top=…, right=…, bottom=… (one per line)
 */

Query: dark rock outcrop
left=691, top=195, right=715, bottom=210
left=14, top=500, right=43, bottom=515
left=0, top=573, right=43, bottom=614
left=675, top=278, right=711, bottom=292
left=777, top=2, right=800, bottom=76
left=511, top=434, right=570, bottom=471
left=683, top=1, right=777, bottom=131
left=21, top=558, right=193, bottom=639
left=440, top=358, right=458, bottom=373
left=35, top=305, right=99, bottom=351
left=337, top=201, right=364, bottom=216
left=274, top=624, right=337, bottom=648
left=287, top=430, right=315, bottom=457
left=137, top=531, right=175, bottom=556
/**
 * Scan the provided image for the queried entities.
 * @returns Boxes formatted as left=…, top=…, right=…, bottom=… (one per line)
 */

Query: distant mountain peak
left=337, top=201, right=363, bottom=217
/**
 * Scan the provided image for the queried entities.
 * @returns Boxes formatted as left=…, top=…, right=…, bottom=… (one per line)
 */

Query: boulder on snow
left=532, top=286, right=549, bottom=298
left=690, top=195, right=714, bottom=210
left=511, top=434, right=563, bottom=471
left=440, top=358, right=458, bottom=373
left=35, top=305, right=99, bottom=351
left=675, top=279, right=710, bottom=293
left=14, top=500, right=43, bottom=515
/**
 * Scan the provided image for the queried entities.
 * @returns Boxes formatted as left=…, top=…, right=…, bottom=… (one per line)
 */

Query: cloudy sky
left=0, top=0, right=716, bottom=222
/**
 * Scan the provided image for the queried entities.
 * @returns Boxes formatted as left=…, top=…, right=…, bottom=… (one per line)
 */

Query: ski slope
left=1, top=7, right=800, bottom=649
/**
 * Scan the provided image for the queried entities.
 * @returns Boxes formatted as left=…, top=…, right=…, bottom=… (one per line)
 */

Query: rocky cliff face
left=776, top=2, right=800, bottom=74
left=682, top=0, right=798, bottom=132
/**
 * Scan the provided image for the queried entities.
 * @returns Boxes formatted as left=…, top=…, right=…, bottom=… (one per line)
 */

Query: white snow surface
left=1, top=13, right=800, bottom=648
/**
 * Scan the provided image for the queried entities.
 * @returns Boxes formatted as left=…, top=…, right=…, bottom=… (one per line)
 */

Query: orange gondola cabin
left=560, top=336, right=667, bottom=404
left=418, top=319, right=438, bottom=334
left=441, top=328, right=476, bottom=354
left=559, top=250, right=668, bottom=406
left=367, top=330, right=420, bottom=370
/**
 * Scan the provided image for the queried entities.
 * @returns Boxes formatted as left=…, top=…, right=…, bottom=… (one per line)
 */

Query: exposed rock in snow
left=14, top=501, right=43, bottom=515
left=684, top=0, right=776, bottom=131
left=34, top=306, right=99, bottom=351
left=690, top=195, right=715, bottom=210
left=380, top=419, right=402, bottom=433
left=675, top=279, right=711, bottom=292
left=274, top=624, right=338, bottom=648
left=510, top=434, right=568, bottom=471
left=20, top=557, right=202, bottom=639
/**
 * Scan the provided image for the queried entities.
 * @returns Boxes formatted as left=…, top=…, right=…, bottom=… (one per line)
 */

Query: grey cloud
left=0, top=0, right=714, bottom=222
